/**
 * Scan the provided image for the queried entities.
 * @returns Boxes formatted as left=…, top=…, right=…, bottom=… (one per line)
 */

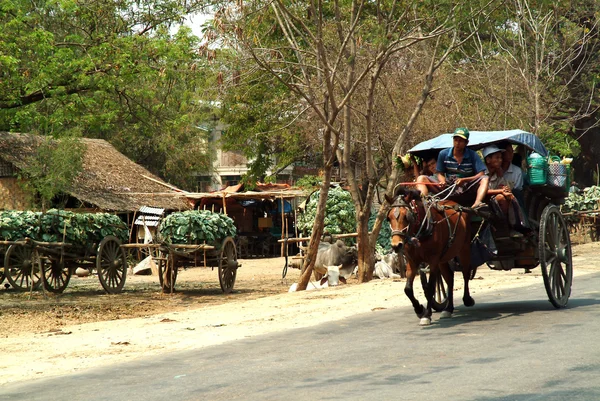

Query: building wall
left=0, top=177, right=32, bottom=210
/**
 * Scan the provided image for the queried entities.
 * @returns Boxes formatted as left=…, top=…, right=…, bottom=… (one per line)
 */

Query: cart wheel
left=158, top=254, right=178, bottom=293
left=42, top=259, right=71, bottom=294
left=539, top=205, right=573, bottom=308
left=219, top=237, right=238, bottom=293
left=4, top=243, right=42, bottom=291
left=96, top=236, right=127, bottom=294
left=419, top=264, right=449, bottom=312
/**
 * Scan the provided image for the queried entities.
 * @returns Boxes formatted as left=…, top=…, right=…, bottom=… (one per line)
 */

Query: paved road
left=3, top=273, right=600, bottom=401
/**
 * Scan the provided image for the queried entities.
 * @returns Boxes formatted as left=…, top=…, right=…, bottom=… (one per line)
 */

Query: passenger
left=412, top=154, right=439, bottom=183
left=498, top=141, right=524, bottom=192
left=482, top=145, right=528, bottom=238
left=417, top=127, right=488, bottom=208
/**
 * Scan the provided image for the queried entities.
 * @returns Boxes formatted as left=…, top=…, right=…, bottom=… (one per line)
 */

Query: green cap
left=453, top=127, right=469, bottom=140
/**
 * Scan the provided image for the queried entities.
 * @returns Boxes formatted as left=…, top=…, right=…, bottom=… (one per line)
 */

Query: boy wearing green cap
left=416, top=127, right=488, bottom=208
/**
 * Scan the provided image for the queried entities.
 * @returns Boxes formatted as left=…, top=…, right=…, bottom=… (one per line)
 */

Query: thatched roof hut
left=0, top=132, right=191, bottom=212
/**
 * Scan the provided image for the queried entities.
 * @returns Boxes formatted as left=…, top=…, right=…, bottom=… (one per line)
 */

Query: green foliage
left=19, top=136, right=84, bottom=210
left=0, top=0, right=211, bottom=189
left=0, top=209, right=128, bottom=246
left=368, top=213, right=392, bottom=254
left=563, top=186, right=600, bottom=214
left=538, top=124, right=581, bottom=158
left=0, top=210, right=43, bottom=241
left=219, top=65, right=307, bottom=184
left=295, top=175, right=322, bottom=191
left=159, top=210, right=237, bottom=245
left=297, top=187, right=356, bottom=237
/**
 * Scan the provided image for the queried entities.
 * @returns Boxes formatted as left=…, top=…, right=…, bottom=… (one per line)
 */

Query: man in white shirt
left=499, top=142, right=524, bottom=191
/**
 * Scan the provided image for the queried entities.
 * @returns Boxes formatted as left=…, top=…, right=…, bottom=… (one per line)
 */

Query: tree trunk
left=356, top=208, right=374, bottom=283
left=296, top=162, right=334, bottom=290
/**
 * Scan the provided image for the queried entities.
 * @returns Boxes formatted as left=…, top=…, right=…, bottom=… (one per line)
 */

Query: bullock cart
left=124, top=210, right=239, bottom=293
left=1, top=210, right=129, bottom=294
left=122, top=237, right=239, bottom=293
left=407, top=129, right=573, bottom=309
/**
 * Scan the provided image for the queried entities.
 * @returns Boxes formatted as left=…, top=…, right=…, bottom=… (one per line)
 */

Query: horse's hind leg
left=439, top=262, right=455, bottom=319
left=458, top=247, right=475, bottom=307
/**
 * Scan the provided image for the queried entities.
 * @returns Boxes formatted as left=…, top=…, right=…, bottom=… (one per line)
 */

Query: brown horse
left=385, top=187, right=474, bottom=325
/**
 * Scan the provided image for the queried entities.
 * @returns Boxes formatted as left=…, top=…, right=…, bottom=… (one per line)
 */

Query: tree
left=19, top=137, right=84, bottom=211
left=207, top=0, right=496, bottom=288
left=0, top=0, right=213, bottom=189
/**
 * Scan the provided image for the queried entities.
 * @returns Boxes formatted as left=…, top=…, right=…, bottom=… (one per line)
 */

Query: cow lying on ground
left=289, top=264, right=342, bottom=292
left=314, top=240, right=358, bottom=281
left=373, top=252, right=406, bottom=279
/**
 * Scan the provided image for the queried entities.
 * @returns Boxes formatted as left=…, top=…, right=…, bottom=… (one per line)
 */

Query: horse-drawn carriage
left=388, top=130, right=573, bottom=324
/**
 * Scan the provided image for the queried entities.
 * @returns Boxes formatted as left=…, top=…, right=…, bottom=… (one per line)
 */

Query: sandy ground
left=1, top=242, right=599, bottom=386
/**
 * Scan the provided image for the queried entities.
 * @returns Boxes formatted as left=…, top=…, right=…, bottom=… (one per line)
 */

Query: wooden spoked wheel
left=159, top=254, right=178, bottom=293
left=539, top=205, right=573, bottom=308
left=419, top=264, right=449, bottom=312
left=218, top=237, right=238, bottom=293
left=4, top=243, right=42, bottom=291
left=96, top=236, right=127, bottom=294
left=42, top=259, right=71, bottom=293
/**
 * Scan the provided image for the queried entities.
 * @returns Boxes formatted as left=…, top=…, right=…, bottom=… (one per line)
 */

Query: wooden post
left=280, top=196, right=285, bottom=257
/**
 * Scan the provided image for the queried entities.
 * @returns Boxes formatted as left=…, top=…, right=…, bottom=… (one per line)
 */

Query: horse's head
left=384, top=186, right=423, bottom=251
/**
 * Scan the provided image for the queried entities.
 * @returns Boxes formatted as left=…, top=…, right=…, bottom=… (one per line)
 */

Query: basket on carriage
left=1, top=209, right=129, bottom=294
left=407, top=129, right=573, bottom=309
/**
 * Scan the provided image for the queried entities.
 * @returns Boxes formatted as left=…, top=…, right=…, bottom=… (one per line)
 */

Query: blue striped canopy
left=408, top=129, right=548, bottom=157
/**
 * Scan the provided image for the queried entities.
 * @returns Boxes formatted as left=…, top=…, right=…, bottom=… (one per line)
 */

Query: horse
left=385, top=186, right=474, bottom=325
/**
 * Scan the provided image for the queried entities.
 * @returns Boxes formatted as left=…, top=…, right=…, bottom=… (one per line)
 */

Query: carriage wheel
left=539, top=205, right=573, bottom=308
left=96, top=236, right=127, bottom=294
left=158, top=254, right=178, bottom=293
left=419, top=264, right=449, bottom=312
left=4, top=243, right=42, bottom=291
left=218, top=237, right=238, bottom=293
left=41, top=259, right=71, bottom=294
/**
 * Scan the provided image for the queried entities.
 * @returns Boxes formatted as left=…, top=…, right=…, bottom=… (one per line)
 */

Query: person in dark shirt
left=416, top=127, right=488, bottom=208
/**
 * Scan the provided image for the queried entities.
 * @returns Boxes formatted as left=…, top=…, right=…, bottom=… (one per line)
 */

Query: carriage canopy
left=408, top=129, right=548, bottom=157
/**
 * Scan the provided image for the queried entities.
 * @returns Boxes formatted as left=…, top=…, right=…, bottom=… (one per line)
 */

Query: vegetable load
left=0, top=209, right=128, bottom=245
left=298, top=186, right=392, bottom=252
left=158, top=210, right=236, bottom=245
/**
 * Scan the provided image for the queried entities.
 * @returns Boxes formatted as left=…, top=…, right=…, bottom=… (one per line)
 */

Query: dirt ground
left=1, top=242, right=599, bottom=386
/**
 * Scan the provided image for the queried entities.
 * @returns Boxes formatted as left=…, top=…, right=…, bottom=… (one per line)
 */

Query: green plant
left=297, top=186, right=356, bottom=237
left=0, top=209, right=128, bottom=246
left=159, top=210, right=237, bottom=245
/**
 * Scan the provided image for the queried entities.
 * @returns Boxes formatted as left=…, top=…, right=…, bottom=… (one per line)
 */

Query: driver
left=416, top=127, right=488, bottom=209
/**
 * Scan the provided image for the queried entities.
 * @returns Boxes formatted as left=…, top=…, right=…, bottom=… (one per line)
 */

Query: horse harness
left=390, top=198, right=465, bottom=261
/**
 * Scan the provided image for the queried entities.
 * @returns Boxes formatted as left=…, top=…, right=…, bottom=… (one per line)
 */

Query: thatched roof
left=0, top=132, right=191, bottom=212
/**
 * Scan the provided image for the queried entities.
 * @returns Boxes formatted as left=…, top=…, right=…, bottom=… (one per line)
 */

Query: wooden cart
left=123, top=236, right=239, bottom=294
left=2, top=236, right=127, bottom=294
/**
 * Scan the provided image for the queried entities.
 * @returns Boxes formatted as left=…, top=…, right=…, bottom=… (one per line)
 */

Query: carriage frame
left=408, top=129, right=573, bottom=309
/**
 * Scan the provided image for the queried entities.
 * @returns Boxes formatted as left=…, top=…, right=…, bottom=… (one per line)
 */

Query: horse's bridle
left=389, top=198, right=425, bottom=241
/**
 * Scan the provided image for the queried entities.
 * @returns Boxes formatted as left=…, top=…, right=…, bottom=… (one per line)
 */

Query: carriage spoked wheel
left=539, top=205, right=573, bottom=308
left=4, top=242, right=42, bottom=291
left=158, top=254, right=178, bottom=293
left=218, top=237, right=238, bottom=293
left=96, top=236, right=127, bottom=294
left=41, top=258, right=71, bottom=294
left=419, top=264, right=449, bottom=312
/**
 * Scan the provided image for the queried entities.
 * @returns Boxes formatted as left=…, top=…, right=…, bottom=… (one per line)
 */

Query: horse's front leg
left=439, top=262, right=455, bottom=319
left=402, top=257, right=426, bottom=322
